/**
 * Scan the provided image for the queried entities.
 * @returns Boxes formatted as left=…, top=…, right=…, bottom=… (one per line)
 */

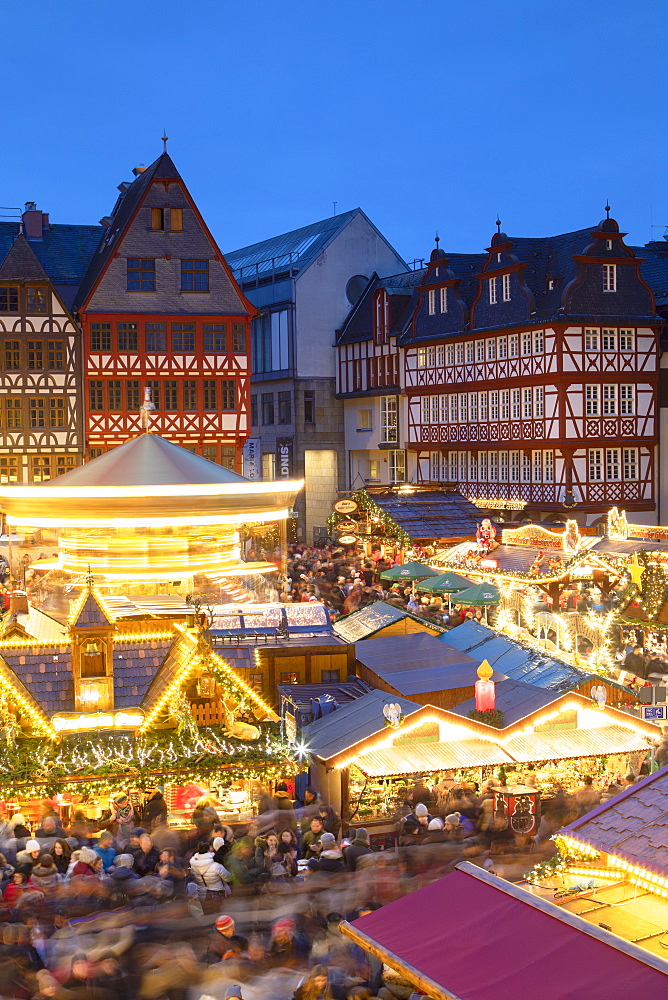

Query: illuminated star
left=627, top=554, right=645, bottom=589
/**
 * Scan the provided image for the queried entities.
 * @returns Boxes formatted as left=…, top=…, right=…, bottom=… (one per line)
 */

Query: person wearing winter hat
left=269, top=916, right=310, bottom=967
left=71, top=847, right=101, bottom=878
left=10, top=813, right=31, bottom=840
left=428, top=818, right=444, bottom=830
left=109, top=791, right=136, bottom=841
left=445, top=809, right=476, bottom=836
left=343, top=827, right=373, bottom=872
left=307, top=831, right=345, bottom=874
left=207, top=914, right=249, bottom=964
left=424, top=817, right=446, bottom=844
left=16, top=838, right=42, bottom=868
left=225, top=988, right=244, bottom=1000
left=93, top=830, right=117, bottom=873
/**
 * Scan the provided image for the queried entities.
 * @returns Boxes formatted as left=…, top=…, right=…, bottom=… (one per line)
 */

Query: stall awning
left=503, top=724, right=652, bottom=763
left=341, top=863, right=668, bottom=1000
left=354, top=739, right=514, bottom=777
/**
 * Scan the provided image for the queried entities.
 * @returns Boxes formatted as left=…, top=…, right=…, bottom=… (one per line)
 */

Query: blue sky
left=3, top=1, right=665, bottom=260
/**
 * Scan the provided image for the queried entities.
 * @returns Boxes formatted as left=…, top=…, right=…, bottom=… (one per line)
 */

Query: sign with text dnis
left=276, top=437, right=294, bottom=479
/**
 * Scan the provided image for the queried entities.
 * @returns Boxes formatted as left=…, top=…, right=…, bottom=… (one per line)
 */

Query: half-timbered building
left=75, top=151, right=255, bottom=469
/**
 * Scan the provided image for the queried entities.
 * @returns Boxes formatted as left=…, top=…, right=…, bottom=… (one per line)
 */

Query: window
left=181, top=259, right=209, bottom=292
left=5, top=398, right=21, bottom=428
left=502, top=273, right=511, bottom=301
left=146, top=380, right=160, bottom=410
left=428, top=289, right=436, bottom=315
left=204, top=324, right=226, bottom=352
left=151, top=207, right=164, bottom=230
left=429, top=395, right=438, bottom=424
left=117, top=323, right=138, bottom=352
left=49, top=397, right=65, bottom=427
left=89, top=380, right=103, bottom=412
left=585, top=384, right=599, bottom=416
left=448, top=395, right=457, bottom=423
left=262, top=452, right=276, bottom=479
left=522, top=387, right=532, bottom=419
left=436, top=345, right=445, bottom=367
left=389, top=449, right=406, bottom=482
left=602, top=384, right=617, bottom=415
left=489, top=452, right=498, bottom=481
left=367, top=459, right=380, bottom=481
left=430, top=451, right=440, bottom=481
left=232, top=324, right=246, bottom=352
left=47, top=341, right=64, bottom=370
left=439, top=394, right=448, bottom=424
left=458, top=393, right=468, bottom=423
left=417, top=347, right=427, bottom=368
left=456, top=343, right=464, bottom=365
left=602, top=329, right=616, bottom=351
left=509, top=334, right=519, bottom=358
left=522, top=452, right=531, bottom=482
left=26, top=287, right=48, bottom=312
left=532, top=451, right=543, bottom=483
left=28, top=341, right=43, bottom=370
left=440, top=287, right=448, bottom=313
left=380, top=395, right=398, bottom=443
left=585, top=328, right=599, bottom=351
left=0, top=456, right=18, bottom=482
left=108, top=381, right=121, bottom=411
left=606, top=447, right=620, bottom=481
left=89, top=448, right=104, bottom=459
left=500, top=389, right=509, bottom=420
left=499, top=451, right=508, bottom=482
left=352, top=359, right=362, bottom=390
left=321, top=669, right=341, bottom=684
left=183, top=381, right=197, bottom=411
left=603, top=264, right=617, bottom=292
left=127, top=258, right=155, bottom=291
left=488, top=277, right=497, bottom=304
left=172, top=323, right=195, bottom=352
left=478, top=451, right=487, bottom=482
left=262, top=392, right=274, bottom=424
left=126, top=380, right=140, bottom=411
left=543, top=450, right=554, bottom=483
left=357, top=408, right=372, bottom=430
left=31, top=456, right=51, bottom=482
left=589, top=448, right=603, bottom=481
left=304, top=390, right=315, bottom=424
left=534, top=330, right=544, bottom=354
left=170, top=207, right=183, bottom=231
left=0, top=287, right=18, bottom=312
left=620, top=384, right=635, bottom=415
left=510, top=451, right=520, bottom=482
left=522, top=332, right=532, bottom=357
left=250, top=394, right=258, bottom=426
left=623, top=447, right=638, bottom=481
left=146, top=323, right=166, bottom=351
left=164, top=381, right=178, bottom=411
left=468, top=392, right=478, bottom=423
left=221, top=379, right=237, bottom=411
left=465, top=342, right=474, bottom=364
left=486, top=339, right=496, bottom=361
left=277, top=390, right=291, bottom=423
left=489, top=390, right=499, bottom=421
left=468, top=452, right=477, bottom=481
left=29, top=398, right=45, bottom=428
left=534, top=386, right=544, bottom=418
left=620, top=329, right=635, bottom=352
left=221, top=446, right=235, bottom=471
left=498, top=337, right=507, bottom=360
left=203, top=380, right=217, bottom=410
left=476, top=341, right=485, bottom=363
left=446, top=344, right=455, bottom=366
left=91, top=323, right=111, bottom=351
left=479, top=392, right=488, bottom=421
left=449, top=452, right=458, bottom=481
left=3, top=341, right=19, bottom=370
left=511, top=389, right=520, bottom=420
left=427, top=347, right=436, bottom=367
left=202, top=445, right=217, bottom=463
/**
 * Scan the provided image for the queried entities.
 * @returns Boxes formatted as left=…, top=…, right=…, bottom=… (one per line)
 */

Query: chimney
left=9, top=591, right=29, bottom=616
left=22, top=202, right=45, bottom=240
left=132, top=166, right=146, bottom=176
left=99, top=216, right=113, bottom=229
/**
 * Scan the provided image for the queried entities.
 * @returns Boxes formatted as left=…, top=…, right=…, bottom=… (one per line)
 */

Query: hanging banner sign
left=333, top=499, right=359, bottom=515
left=243, top=438, right=261, bottom=480
left=337, top=534, right=358, bottom=545
left=335, top=519, right=358, bottom=532
left=276, top=438, right=294, bottom=480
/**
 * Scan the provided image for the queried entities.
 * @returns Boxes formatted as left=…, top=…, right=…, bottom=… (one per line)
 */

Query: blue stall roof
left=333, top=600, right=446, bottom=642
left=305, top=688, right=423, bottom=761
left=451, top=678, right=563, bottom=728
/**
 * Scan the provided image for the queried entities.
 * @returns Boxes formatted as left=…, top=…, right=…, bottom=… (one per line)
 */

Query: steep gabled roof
left=0, top=222, right=102, bottom=286
left=0, top=234, right=50, bottom=280
left=71, top=590, right=115, bottom=628
left=333, top=600, right=446, bottom=642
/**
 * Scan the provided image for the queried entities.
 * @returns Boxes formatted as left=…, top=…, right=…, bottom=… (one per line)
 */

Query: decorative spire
left=496, top=216, right=501, bottom=234
left=140, top=386, right=156, bottom=433
left=434, top=232, right=440, bottom=248
left=86, top=564, right=94, bottom=588
left=161, top=131, right=169, bottom=154
left=605, top=201, right=611, bottom=219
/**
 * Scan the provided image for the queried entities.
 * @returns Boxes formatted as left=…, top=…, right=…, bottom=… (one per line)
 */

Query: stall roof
left=209, top=602, right=334, bottom=638
left=504, top=724, right=653, bottom=763
left=440, top=622, right=592, bottom=691
left=561, top=764, right=668, bottom=877
left=591, top=537, right=668, bottom=556
left=341, top=863, right=668, bottom=1000
left=355, top=633, right=504, bottom=695
left=367, top=489, right=481, bottom=541
left=277, top=680, right=370, bottom=713
left=354, top=739, right=514, bottom=777
left=451, top=678, right=562, bottom=727
left=304, top=689, right=422, bottom=761
left=333, top=601, right=446, bottom=642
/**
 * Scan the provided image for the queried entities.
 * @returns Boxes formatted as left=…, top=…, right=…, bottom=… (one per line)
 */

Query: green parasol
left=450, top=582, right=501, bottom=606
left=380, top=561, right=441, bottom=582
left=418, top=571, right=475, bottom=594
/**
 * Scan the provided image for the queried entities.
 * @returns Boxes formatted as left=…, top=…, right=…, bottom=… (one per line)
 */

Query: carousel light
left=0, top=480, right=305, bottom=500
left=7, top=508, right=293, bottom=529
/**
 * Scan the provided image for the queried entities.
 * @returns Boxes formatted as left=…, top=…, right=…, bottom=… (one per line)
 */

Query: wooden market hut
left=333, top=601, right=447, bottom=642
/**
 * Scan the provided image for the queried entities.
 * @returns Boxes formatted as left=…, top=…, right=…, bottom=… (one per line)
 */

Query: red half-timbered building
left=74, top=151, right=255, bottom=469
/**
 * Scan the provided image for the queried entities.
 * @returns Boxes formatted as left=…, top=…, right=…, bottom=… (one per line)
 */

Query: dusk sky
left=4, top=1, right=665, bottom=261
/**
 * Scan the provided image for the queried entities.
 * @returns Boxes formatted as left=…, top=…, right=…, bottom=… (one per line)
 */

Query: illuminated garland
left=327, top=490, right=411, bottom=549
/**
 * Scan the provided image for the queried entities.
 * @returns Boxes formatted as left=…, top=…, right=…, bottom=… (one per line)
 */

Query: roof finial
left=605, top=201, right=611, bottom=219
left=140, top=386, right=156, bottom=433
left=496, top=216, right=501, bottom=234
left=86, top=564, right=94, bottom=588
left=161, top=130, right=169, bottom=154
left=434, top=232, right=440, bottom=248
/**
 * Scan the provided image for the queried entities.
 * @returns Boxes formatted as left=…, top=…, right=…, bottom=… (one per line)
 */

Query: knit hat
left=115, top=853, right=134, bottom=868
left=320, top=832, right=336, bottom=849
left=79, top=847, right=98, bottom=865
left=272, top=917, right=295, bottom=936
left=25, top=839, right=41, bottom=854
left=10, top=814, right=24, bottom=826
left=356, top=828, right=369, bottom=843
left=112, top=792, right=128, bottom=803
left=216, top=915, right=236, bottom=936
left=415, top=803, right=428, bottom=817
left=212, top=837, right=225, bottom=851
left=225, top=989, right=243, bottom=1000
left=445, top=812, right=462, bottom=826
left=428, top=818, right=444, bottom=830
left=98, top=830, right=113, bottom=844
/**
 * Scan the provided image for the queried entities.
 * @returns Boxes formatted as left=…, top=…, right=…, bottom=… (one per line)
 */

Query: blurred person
left=51, top=839, right=71, bottom=876
left=133, top=834, right=159, bottom=876
left=108, top=792, right=136, bottom=841
left=189, top=840, right=231, bottom=910
left=3, top=868, right=30, bottom=905
left=142, top=790, right=167, bottom=830
left=93, top=831, right=116, bottom=873
left=307, top=832, right=344, bottom=873
left=192, top=794, right=219, bottom=831
left=255, top=831, right=281, bottom=873
left=107, top=853, right=140, bottom=896
left=318, top=803, right=341, bottom=835
left=71, top=846, right=101, bottom=878
left=94, top=950, right=130, bottom=1000
left=301, top=816, right=326, bottom=854
left=16, top=838, right=42, bottom=869
left=294, top=964, right=332, bottom=1000
left=574, top=776, right=601, bottom=815
left=225, top=838, right=262, bottom=887
left=274, top=781, right=298, bottom=831
left=343, top=828, right=372, bottom=872
left=34, top=815, right=64, bottom=840
left=0, top=850, right=14, bottom=885
left=10, top=813, right=31, bottom=840
left=28, top=855, right=62, bottom=897
left=212, top=828, right=234, bottom=864
left=269, top=917, right=310, bottom=968
left=206, top=914, right=249, bottom=964
left=33, top=969, right=62, bottom=1000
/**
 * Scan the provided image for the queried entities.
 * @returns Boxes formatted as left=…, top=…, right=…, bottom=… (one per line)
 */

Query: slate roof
left=368, top=489, right=481, bottom=541
left=450, top=677, right=562, bottom=727
left=304, top=688, right=422, bottom=761
left=1, top=646, right=74, bottom=713
left=0, top=222, right=102, bottom=286
left=278, top=679, right=370, bottom=713
left=71, top=592, right=114, bottom=628
left=336, top=268, right=425, bottom=346
left=354, top=633, right=503, bottom=695
left=0, top=234, right=50, bottom=280
left=113, top=639, right=173, bottom=707
left=73, top=153, right=181, bottom=310
left=561, top=765, right=668, bottom=877
left=333, top=600, right=446, bottom=642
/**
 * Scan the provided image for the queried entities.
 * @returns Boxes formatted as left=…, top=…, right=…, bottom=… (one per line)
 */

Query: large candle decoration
left=474, top=659, right=496, bottom=712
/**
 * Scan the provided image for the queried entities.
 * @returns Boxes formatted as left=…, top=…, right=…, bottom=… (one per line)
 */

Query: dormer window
left=502, top=274, right=511, bottom=302
left=603, top=264, right=617, bottom=292
left=606, top=240, right=613, bottom=250
left=488, top=278, right=497, bottom=304
left=440, top=287, right=448, bottom=313
left=428, top=289, right=436, bottom=315
left=27, top=287, right=48, bottom=312
left=0, top=287, right=19, bottom=313
left=497, top=253, right=501, bottom=263
left=374, top=290, right=390, bottom=345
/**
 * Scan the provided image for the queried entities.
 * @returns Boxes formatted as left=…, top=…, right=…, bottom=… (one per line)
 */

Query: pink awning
left=342, top=864, right=668, bottom=1000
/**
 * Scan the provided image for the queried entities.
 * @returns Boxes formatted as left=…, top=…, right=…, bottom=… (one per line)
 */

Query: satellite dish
left=346, top=274, right=369, bottom=305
